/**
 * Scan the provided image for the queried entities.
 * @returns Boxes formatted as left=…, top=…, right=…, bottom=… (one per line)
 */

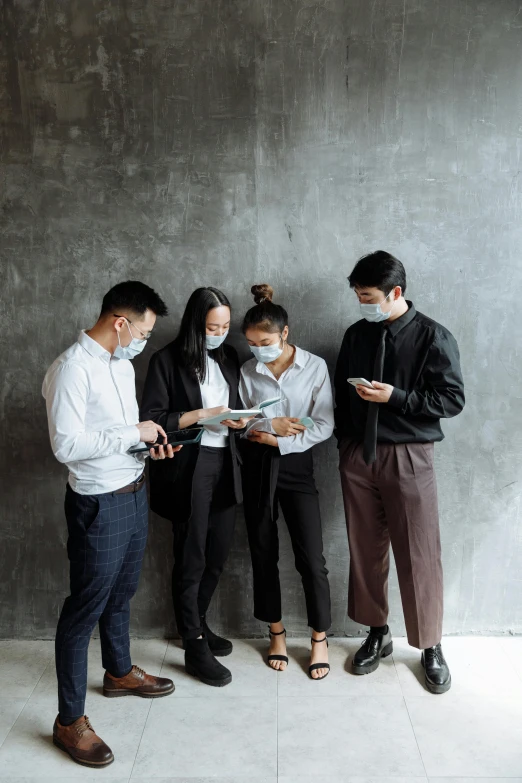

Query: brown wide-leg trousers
left=339, top=439, right=443, bottom=650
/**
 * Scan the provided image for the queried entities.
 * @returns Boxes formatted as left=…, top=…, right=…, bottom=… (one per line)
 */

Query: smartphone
left=128, top=428, right=204, bottom=454
left=298, top=417, right=315, bottom=429
left=347, top=377, right=375, bottom=389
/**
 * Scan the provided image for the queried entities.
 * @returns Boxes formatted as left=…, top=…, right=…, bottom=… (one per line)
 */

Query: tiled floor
left=0, top=636, right=521, bottom=782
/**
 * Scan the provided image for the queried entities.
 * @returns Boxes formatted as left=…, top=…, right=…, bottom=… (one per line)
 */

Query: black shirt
left=334, top=302, right=465, bottom=444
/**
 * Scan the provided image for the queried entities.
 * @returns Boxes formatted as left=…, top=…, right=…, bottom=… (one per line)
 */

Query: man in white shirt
left=42, top=281, right=178, bottom=769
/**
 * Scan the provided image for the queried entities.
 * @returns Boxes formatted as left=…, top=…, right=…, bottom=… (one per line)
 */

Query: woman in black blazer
left=140, top=287, right=250, bottom=688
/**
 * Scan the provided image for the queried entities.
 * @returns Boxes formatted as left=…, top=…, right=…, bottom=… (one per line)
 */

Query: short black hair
left=100, top=281, right=168, bottom=319
left=348, top=251, right=407, bottom=295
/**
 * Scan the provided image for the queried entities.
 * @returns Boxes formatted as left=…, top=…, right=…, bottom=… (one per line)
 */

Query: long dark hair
left=176, top=287, right=231, bottom=380
left=242, top=284, right=288, bottom=334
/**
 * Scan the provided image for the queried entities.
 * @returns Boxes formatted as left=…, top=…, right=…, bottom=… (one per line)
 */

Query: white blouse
left=199, top=355, right=230, bottom=448
left=239, top=345, right=334, bottom=455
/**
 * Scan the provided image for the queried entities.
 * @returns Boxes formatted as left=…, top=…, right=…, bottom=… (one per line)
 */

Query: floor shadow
left=161, top=660, right=186, bottom=677
left=287, top=642, right=312, bottom=676
left=239, top=638, right=267, bottom=662
left=402, top=658, right=426, bottom=688
left=36, top=732, right=54, bottom=749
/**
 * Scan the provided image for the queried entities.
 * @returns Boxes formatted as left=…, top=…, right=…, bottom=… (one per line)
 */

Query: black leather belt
left=114, top=474, right=145, bottom=495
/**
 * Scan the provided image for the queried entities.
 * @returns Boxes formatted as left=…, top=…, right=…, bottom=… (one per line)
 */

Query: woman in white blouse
left=239, top=284, right=334, bottom=680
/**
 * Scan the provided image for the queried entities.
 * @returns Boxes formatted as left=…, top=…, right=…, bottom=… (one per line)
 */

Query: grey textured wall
left=1, top=0, right=522, bottom=640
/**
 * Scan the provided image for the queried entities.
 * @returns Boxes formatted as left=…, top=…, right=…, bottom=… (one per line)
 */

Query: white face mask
left=206, top=331, right=228, bottom=350
left=114, top=320, right=147, bottom=360
left=359, top=290, right=397, bottom=323
left=251, top=335, right=284, bottom=364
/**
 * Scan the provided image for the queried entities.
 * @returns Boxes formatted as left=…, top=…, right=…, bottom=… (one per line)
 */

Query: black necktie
left=363, top=326, right=387, bottom=465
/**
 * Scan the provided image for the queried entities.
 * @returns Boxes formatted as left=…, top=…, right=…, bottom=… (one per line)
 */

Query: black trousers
left=56, top=482, right=148, bottom=719
left=242, top=446, right=331, bottom=632
left=172, top=446, right=236, bottom=640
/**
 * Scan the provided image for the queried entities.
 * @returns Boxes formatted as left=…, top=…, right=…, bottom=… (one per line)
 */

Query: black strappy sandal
left=309, top=635, right=330, bottom=680
left=267, top=626, right=288, bottom=670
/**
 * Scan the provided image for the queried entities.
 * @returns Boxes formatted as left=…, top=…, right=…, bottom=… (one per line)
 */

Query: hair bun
left=251, top=283, right=274, bottom=305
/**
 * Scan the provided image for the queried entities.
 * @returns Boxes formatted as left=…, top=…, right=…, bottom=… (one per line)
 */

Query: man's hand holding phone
left=355, top=381, right=394, bottom=404
left=149, top=442, right=183, bottom=460
left=135, top=420, right=180, bottom=460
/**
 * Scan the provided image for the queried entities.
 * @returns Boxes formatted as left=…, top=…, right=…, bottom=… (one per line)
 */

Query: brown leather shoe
left=53, top=715, right=114, bottom=768
left=103, top=665, right=175, bottom=698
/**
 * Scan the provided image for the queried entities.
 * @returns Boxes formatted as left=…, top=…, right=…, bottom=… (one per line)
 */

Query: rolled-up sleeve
left=278, top=362, right=334, bottom=455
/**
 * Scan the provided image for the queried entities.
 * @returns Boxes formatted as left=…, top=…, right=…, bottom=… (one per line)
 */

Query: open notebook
left=197, top=396, right=283, bottom=426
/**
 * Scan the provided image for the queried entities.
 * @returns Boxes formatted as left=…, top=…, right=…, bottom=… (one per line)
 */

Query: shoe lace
left=359, top=629, right=377, bottom=649
left=132, top=665, right=146, bottom=678
left=427, top=645, right=443, bottom=665
left=76, top=717, right=94, bottom=738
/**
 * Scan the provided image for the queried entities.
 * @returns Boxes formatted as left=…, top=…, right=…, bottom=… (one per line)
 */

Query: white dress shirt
left=42, top=330, right=144, bottom=495
left=199, top=355, right=230, bottom=448
left=239, top=345, right=334, bottom=455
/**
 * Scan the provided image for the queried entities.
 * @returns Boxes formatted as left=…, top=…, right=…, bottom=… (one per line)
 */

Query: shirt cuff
left=118, top=425, right=141, bottom=447
left=252, top=419, right=274, bottom=434
left=388, top=387, right=407, bottom=410
left=277, top=436, right=293, bottom=455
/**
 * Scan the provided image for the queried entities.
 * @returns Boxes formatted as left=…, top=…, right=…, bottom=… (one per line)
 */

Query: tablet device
left=128, top=428, right=204, bottom=454
left=347, top=377, right=375, bottom=389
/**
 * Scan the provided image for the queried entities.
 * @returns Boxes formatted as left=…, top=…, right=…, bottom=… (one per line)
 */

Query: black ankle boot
left=181, top=617, right=233, bottom=657
left=352, top=626, right=393, bottom=675
left=184, top=636, right=232, bottom=687
left=200, top=615, right=233, bottom=657
left=421, top=643, right=451, bottom=694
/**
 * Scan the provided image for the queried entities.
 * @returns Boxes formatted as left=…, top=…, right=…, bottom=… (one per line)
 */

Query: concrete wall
left=1, top=0, right=521, bottom=639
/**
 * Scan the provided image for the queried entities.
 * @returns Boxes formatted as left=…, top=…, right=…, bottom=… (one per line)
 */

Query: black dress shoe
left=184, top=636, right=232, bottom=687
left=352, top=626, right=393, bottom=675
left=421, top=643, right=451, bottom=694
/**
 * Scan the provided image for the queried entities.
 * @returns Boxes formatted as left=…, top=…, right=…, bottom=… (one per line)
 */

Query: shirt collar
left=78, top=330, right=112, bottom=362
left=386, top=301, right=416, bottom=336
left=292, top=345, right=306, bottom=368
left=254, top=344, right=304, bottom=376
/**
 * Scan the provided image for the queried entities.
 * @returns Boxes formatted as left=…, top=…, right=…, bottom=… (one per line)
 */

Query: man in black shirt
left=334, top=251, right=465, bottom=694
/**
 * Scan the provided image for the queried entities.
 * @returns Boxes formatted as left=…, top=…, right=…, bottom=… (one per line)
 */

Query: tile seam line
left=0, top=649, right=53, bottom=751
left=128, top=638, right=170, bottom=780
left=395, top=652, right=430, bottom=779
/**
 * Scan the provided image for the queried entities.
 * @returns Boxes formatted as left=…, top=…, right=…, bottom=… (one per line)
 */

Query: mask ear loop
left=125, top=319, right=134, bottom=342
left=115, top=316, right=133, bottom=348
left=385, top=287, right=400, bottom=316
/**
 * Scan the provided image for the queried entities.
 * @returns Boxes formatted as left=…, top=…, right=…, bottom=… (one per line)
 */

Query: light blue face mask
left=359, top=290, right=396, bottom=323
left=251, top=336, right=284, bottom=364
left=114, top=321, right=147, bottom=360
left=206, top=330, right=228, bottom=350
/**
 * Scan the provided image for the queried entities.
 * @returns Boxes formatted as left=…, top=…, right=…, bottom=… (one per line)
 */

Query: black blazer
left=140, top=341, right=243, bottom=524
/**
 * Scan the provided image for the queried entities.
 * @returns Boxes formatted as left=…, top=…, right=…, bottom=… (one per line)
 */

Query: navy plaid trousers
left=55, top=481, right=148, bottom=719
